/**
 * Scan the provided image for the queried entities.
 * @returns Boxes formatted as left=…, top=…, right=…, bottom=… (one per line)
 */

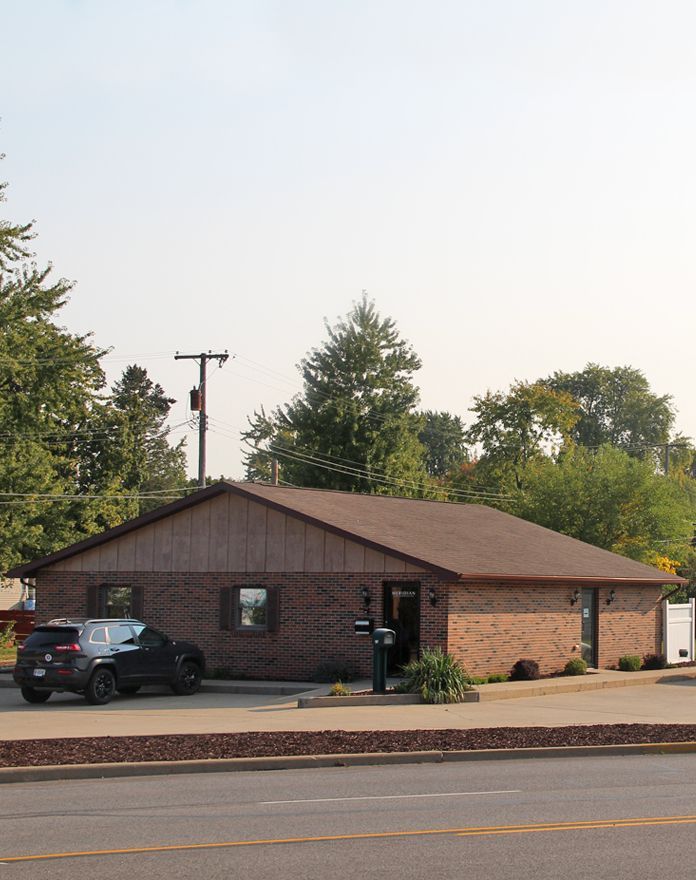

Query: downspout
left=19, top=577, right=35, bottom=610
left=659, top=584, right=685, bottom=605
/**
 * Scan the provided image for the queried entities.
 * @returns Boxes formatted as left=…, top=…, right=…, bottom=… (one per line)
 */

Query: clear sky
left=2, top=1, right=694, bottom=479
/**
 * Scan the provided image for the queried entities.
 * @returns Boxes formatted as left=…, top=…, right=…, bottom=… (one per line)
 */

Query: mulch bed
left=3, top=724, right=696, bottom=768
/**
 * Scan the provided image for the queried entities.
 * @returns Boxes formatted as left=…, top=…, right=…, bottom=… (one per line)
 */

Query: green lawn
left=0, top=644, right=16, bottom=663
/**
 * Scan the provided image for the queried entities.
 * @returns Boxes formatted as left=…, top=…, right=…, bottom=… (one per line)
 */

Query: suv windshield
left=22, top=628, right=81, bottom=648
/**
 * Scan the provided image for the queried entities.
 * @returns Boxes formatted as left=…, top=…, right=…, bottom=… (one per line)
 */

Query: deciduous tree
left=465, top=381, right=579, bottom=490
left=510, top=445, right=694, bottom=564
left=542, top=364, right=674, bottom=459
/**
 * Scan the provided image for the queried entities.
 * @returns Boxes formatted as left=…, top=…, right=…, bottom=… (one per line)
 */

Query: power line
left=0, top=350, right=179, bottom=367
left=0, top=420, right=194, bottom=443
left=211, top=416, right=504, bottom=496
left=209, top=418, right=512, bottom=498
left=0, top=487, right=193, bottom=499
left=267, top=439, right=506, bottom=498
left=246, top=442, right=512, bottom=503
left=0, top=487, right=197, bottom=506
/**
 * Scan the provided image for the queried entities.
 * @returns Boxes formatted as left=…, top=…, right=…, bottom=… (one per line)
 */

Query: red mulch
left=2, top=724, right=696, bottom=768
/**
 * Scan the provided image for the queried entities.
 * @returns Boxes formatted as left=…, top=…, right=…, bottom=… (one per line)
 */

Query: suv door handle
left=109, top=648, right=120, bottom=653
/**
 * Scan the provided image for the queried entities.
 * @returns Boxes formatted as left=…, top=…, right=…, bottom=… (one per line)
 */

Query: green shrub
left=509, top=659, right=540, bottom=681
left=468, top=673, right=510, bottom=685
left=0, top=622, right=15, bottom=649
left=642, top=653, right=667, bottom=670
left=564, top=658, right=588, bottom=676
left=328, top=681, right=352, bottom=696
left=314, top=660, right=357, bottom=683
left=399, top=647, right=473, bottom=704
left=618, top=655, right=641, bottom=671
left=392, top=680, right=412, bottom=693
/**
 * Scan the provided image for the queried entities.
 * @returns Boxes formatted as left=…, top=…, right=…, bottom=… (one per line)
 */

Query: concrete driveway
left=3, top=676, right=696, bottom=740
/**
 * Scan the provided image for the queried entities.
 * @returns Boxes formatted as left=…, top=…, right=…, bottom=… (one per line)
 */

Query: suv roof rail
left=44, top=617, right=144, bottom=626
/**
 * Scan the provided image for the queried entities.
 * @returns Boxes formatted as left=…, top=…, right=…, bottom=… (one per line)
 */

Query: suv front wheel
left=171, top=661, right=202, bottom=695
left=85, top=667, right=116, bottom=705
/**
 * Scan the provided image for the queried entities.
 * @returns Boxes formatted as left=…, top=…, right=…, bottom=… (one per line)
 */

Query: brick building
left=6, top=481, right=684, bottom=679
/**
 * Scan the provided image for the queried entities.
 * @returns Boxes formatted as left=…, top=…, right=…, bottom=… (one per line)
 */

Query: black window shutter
left=219, top=587, right=232, bottom=631
left=131, top=585, right=144, bottom=620
left=86, top=585, right=99, bottom=618
left=266, top=587, right=280, bottom=632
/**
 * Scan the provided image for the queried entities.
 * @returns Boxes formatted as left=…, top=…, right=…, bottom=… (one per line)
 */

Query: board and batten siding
left=45, top=493, right=425, bottom=575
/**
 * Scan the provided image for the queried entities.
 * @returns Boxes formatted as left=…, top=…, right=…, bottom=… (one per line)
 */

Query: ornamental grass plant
left=328, top=681, right=352, bottom=696
left=399, top=647, right=473, bottom=704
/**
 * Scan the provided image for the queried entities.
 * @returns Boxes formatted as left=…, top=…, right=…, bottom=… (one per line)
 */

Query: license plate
left=33, top=668, right=46, bottom=678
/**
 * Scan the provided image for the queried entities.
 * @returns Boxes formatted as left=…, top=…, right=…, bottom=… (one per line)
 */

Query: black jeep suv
left=14, top=618, right=205, bottom=705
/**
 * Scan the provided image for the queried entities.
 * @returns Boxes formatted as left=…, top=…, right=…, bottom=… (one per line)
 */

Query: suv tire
left=20, top=686, right=52, bottom=704
left=171, top=661, right=202, bottom=695
left=85, top=667, right=116, bottom=705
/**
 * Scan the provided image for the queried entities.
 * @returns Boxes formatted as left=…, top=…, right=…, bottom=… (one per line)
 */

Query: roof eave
left=456, top=572, right=687, bottom=586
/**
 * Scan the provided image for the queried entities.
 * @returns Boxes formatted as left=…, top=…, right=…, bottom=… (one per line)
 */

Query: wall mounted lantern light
left=570, top=589, right=581, bottom=606
left=606, top=590, right=617, bottom=605
left=428, top=587, right=437, bottom=607
left=361, top=586, right=371, bottom=610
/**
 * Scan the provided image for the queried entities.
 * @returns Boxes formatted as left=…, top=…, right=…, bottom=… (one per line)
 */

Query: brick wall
left=446, top=582, right=662, bottom=677
left=34, top=571, right=662, bottom=679
left=35, top=570, right=448, bottom=680
left=597, top=584, right=662, bottom=668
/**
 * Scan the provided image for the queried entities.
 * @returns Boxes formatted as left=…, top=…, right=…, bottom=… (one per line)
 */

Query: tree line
left=3, top=167, right=695, bottom=594
left=244, top=295, right=696, bottom=593
left=0, top=170, right=187, bottom=573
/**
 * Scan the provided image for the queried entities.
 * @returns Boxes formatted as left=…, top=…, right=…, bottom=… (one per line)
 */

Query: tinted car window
left=132, top=625, right=167, bottom=647
left=107, top=625, right=136, bottom=645
left=22, top=628, right=80, bottom=648
left=89, top=627, right=107, bottom=644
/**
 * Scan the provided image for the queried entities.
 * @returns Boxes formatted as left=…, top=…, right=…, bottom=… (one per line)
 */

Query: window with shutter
left=228, top=586, right=280, bottom=632
left=93, top=585, right=134, bottom=618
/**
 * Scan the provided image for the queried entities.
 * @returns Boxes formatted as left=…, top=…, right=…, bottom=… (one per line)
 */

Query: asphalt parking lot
left=3, top=676, right=696, bottom=740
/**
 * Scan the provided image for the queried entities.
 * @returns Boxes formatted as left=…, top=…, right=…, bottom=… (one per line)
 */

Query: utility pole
left=175, top=350, right=229, bottom=489
left=663, top=441, right=687, bottom=476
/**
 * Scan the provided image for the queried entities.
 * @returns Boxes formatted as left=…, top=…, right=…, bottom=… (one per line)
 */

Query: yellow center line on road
left=3, top=814, right=696, bottom=863
left=456, top=816, right=696, bottom=836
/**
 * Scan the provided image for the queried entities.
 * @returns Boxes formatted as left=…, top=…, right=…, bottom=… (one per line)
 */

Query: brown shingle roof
left=7, top=480, right=684, bottom=585
left=237, top=482, right=683, bottom=584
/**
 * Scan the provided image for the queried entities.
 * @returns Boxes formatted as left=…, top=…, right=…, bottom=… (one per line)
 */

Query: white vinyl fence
left=663, top=598, right=695, bottom=664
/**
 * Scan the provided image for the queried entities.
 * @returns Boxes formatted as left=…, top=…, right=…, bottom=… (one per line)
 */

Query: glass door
left=383, top=581, right=420, bottom=674
left=581, top=588, right=598, bottom=667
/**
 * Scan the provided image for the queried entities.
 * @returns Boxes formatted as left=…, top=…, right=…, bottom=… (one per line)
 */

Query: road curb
left=3, top=741, right=696, bottom=784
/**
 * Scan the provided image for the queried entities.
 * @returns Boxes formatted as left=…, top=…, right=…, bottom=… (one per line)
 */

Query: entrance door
left=383, top=581, right=420, bottom=674
left=581, top=588, right=598, bottom=668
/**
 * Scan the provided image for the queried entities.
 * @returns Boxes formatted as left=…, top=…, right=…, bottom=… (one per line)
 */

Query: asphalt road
left=3, top=754, right=696, bottom=879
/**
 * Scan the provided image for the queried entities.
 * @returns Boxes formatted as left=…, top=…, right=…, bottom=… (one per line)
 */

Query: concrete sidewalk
left=475, top=667, right=696, bottom=700
left=3, top=667, right=696, bottom=741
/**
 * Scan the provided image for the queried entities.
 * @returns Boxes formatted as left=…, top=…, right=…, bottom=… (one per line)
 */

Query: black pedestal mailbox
left=372, top=627, right=396, bottom=695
